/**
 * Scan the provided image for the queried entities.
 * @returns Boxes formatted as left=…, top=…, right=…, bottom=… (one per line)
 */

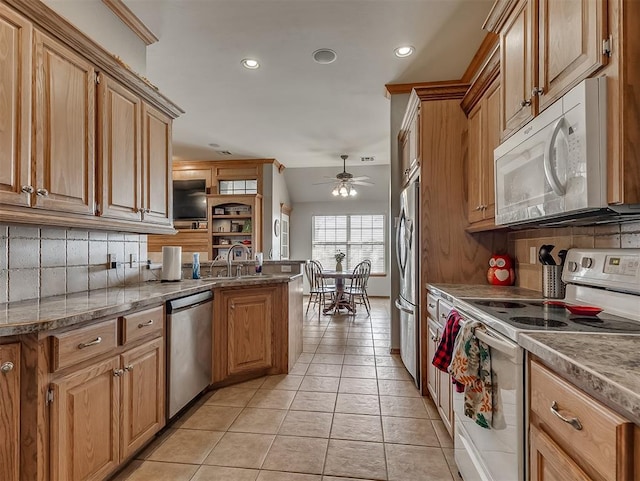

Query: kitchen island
left=0, top=273, right=303, bottom=481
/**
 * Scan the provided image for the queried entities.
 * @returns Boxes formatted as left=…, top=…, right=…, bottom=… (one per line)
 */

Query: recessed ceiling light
left=217, top=150, right=232, bottom=155
left=208, top=143, right=220, bottom=148
left=394, top=46, right=414, bottom=58
left=313, top=48, right=337, bottom=64
left=241, top=58, right=260, bottom=69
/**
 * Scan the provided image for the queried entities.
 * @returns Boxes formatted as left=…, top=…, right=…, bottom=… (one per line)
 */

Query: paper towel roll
left=161, top=246, right=182, bottom=281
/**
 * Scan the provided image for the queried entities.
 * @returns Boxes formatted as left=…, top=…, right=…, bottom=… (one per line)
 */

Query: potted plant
left=335, top=251, right=346, bottom=272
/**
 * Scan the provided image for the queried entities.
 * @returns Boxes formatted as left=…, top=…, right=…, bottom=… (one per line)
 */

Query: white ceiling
left=126, top=0, right=492, bottom=169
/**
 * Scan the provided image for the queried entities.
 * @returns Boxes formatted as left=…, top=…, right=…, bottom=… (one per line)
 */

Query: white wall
left=290, top=200, right=391, bottom=297
left=44, top=0, right=147, bottom=74
left=261, top=164, right=291, bottom=260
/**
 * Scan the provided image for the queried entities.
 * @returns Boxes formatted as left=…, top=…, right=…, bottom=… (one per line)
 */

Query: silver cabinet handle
left=441, top=312, right=448, bottom=318
left=520, top=99, right=532, bottom=108
left=550, top=401, right=583, bottom=430
left=532, top=87, right=544, bottom=96
left=1, top=361, right=14, bottom=373
left=113, top=368, right=124, bottom=377
left=428, top=303, right=436, bottom=308
left=78, top=336, right=102, bottom=349
left=21, top=185, right=34, bottom=194
left=36, top=188, right=49, bottom=197
left=138, top=320, right=154, bottom=328
left=230, top=303, right=235, bottom=310
left=124, top=365, right=134, bottom=372
left=144, top=208, right=151, bottom=213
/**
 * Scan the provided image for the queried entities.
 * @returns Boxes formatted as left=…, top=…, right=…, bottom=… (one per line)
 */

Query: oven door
left=453, top=319, right=524, bottom=481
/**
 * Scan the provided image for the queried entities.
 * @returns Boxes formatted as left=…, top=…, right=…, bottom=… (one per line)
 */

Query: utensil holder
left=542, top=265, right=565, bottom=298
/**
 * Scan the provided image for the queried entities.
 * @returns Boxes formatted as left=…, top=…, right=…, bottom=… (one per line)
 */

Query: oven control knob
left=568, top=261, right=579, bottom=272
left=581, top=257, right=593, bottom=269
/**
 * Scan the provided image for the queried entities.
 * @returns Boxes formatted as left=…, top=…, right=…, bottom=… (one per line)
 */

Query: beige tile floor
left=112, top=298, right=460, bottom=481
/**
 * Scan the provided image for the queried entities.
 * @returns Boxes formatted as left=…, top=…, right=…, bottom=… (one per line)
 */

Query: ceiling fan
left=313, top=155, right=374, bottom=197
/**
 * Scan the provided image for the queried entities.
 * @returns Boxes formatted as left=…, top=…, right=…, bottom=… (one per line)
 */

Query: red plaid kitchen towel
left=432, top=309, right=462, bottom=372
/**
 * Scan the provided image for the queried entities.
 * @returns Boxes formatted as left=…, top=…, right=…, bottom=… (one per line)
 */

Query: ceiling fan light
left=339, top=184, right=348, bottom=196
left=331, top=186, right=340, bottom=196
left=349, top=187, right=357, bottom=196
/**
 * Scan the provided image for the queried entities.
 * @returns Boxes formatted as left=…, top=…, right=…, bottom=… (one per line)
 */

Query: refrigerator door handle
left=394, top=297, right=414, bottom=314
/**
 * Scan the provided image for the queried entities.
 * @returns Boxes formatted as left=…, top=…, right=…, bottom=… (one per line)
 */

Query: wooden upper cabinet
left=0, top=343, right=21, bottom=481
left=120, top=338, right=165, bottom=460
left=0, top=5, right=31, bottom=208
left=50, top=356, right=120, bottom=481
left=33, top=30, right=95, bottom=215
left=537, top=0, right=608, bottom=112
left=98, top=74, right=142, bottom=221
left=399, top=105, right=420, bottom=185
left=483, top=81, right=500, bottom=218
left=467, top=103, right=484, bottom=225
left=141, top=103, right=172, bottom=225
left=500, top=0, right=534, bottom=139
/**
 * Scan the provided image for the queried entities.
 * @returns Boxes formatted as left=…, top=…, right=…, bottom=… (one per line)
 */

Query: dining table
left=319, top=270, right=356, bottom=314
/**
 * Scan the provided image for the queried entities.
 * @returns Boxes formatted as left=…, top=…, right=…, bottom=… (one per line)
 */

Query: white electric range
left=449, top=248, right=640, bottom=481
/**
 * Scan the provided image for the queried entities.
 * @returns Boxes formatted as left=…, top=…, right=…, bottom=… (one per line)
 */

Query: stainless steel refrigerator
left=394, top=179, right=420, bottom=387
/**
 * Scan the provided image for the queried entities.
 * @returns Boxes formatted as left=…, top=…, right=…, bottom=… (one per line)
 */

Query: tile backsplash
left=508, top=220, right=640, bottom=291
left=0, top=225, right=151, bottom=303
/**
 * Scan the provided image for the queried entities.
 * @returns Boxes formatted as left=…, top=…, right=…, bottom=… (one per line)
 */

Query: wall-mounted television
left=173, top=179, right=207, bottom=220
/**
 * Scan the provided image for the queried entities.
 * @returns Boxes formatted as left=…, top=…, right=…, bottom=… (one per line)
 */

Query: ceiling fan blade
left=312, top=180, right=339, bottom=185
left=350, top=176, right=370, bottom=181
left=352, top=180, right=375, bottom=186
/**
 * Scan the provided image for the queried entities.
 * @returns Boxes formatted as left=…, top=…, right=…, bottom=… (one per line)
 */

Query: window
left=312, top=214, right=385, bottom=274
left=219, top=179, right=258, bottom=195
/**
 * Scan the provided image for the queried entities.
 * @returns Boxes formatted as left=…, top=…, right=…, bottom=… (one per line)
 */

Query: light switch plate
left=530, top=246, right=537, bottom=264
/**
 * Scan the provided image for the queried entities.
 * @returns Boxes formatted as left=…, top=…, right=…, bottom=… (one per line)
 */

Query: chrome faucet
left=226, top=243, right=251, bottom=276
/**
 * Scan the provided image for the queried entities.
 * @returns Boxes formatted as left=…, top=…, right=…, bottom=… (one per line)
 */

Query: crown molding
left=102, top=0, right=158, bottom=45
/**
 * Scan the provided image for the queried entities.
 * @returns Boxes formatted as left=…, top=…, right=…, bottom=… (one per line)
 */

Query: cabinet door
left=501, top=0, right=534, bottom=139
left=426, top=318, right=439, bottom=403
left=0, top=343, right=20, bottom=481
left=120, top=338, right=165, bottom=460
left=399, top=130, right=411, bottom=183
left=530, top=425, right=593, bottom=481
left=482, top=80, right=500, bottom=220
left=50, top=356, right=120, bottom=481
left=33, top=30, right=95, bottom=214
left=436, top=326, right=453, bottom=437
left=226, top=288, right=273, bottom=376
left=97, top=74, right=142, bottom=221
left=537, top=0, right=607, bottom=112
left=141, top=103, right=172, bottom=225
left=467, top=102, right=484, bottom=224
left=0, top=6, right=31, bottom=207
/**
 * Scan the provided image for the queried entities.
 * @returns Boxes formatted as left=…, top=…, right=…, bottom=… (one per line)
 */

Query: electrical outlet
left=129, top=253, right=137, bottom=268
left=280, top=265, right=292, bottom=273
left=107, top=253, right=117, bottom=269
left=530, top=246, right=537, bottom=265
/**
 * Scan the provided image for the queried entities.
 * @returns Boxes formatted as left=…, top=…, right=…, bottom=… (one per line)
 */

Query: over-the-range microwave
left=493, top=77, right=640, bottom=227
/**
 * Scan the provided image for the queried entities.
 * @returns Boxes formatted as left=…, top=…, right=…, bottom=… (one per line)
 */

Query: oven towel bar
left=449, top=320, right=506, bottom=430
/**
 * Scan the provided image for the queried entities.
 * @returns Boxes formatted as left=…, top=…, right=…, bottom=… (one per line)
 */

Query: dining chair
left=345, top=259, right=371, bottom=315
left=304, top=260, right=335, bottom=316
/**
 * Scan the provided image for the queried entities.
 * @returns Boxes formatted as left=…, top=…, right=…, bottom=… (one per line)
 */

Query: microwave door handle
left=544, top=117, right=568, bottom=196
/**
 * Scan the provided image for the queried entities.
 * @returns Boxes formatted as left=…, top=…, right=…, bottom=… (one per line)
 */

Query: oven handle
left=474, top=328, right=520, bottom=361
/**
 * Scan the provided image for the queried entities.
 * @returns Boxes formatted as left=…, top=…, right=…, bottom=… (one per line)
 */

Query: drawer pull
left=1, top=361, right=14, bottom=373
left=138, top=320, right=154, bottom=328
left=550, top=401, right=583, bottom=430
left=78, top=337, right=102, bottom=349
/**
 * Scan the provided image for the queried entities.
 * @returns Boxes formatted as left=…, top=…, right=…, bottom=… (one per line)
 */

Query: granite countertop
left=520, top=332, right=640, bottom=424
left=428, top=283, right=542, bottom=300
left=0, top=273, right=301, bottom=337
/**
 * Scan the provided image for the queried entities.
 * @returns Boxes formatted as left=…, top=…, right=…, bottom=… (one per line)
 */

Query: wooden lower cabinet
left=225, top=288, right=274, bottom=376
left=50, top=338, right=165, bottom=481
left=530, top=424, right=592, bottom=481
left=120, top=338, right=165, bottom=460
left=426, top=315, right=453, bottom=437
left=50, top=356, right=120, bottom=481
left=426, top=318, right=439, bottom=402
left=0, top=343, right=21, bottom=481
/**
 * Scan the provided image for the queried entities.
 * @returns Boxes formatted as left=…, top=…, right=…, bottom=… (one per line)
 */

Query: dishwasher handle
left=167, top=290, right=213, bottom=314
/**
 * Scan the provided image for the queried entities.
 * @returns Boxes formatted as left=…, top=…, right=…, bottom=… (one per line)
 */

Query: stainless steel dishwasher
left=166, top=290, right=213, bottom=419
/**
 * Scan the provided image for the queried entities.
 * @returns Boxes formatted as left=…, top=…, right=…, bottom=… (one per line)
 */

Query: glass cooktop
left=466, top=299, right=640, bottom=334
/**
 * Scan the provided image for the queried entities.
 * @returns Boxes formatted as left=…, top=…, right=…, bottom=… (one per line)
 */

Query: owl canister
left=487, top=254, right=515, bottom=286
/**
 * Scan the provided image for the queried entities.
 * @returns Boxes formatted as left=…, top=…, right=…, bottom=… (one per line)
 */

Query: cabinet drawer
left=437, top=299, right=453, bottom=324
left=426, top=293, right=438, bottom=319
left=530, top=360, right=633, bottom=481
left=121, top=306, right=163, bottom=345
left=52, top=319, right=117, bottom=371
